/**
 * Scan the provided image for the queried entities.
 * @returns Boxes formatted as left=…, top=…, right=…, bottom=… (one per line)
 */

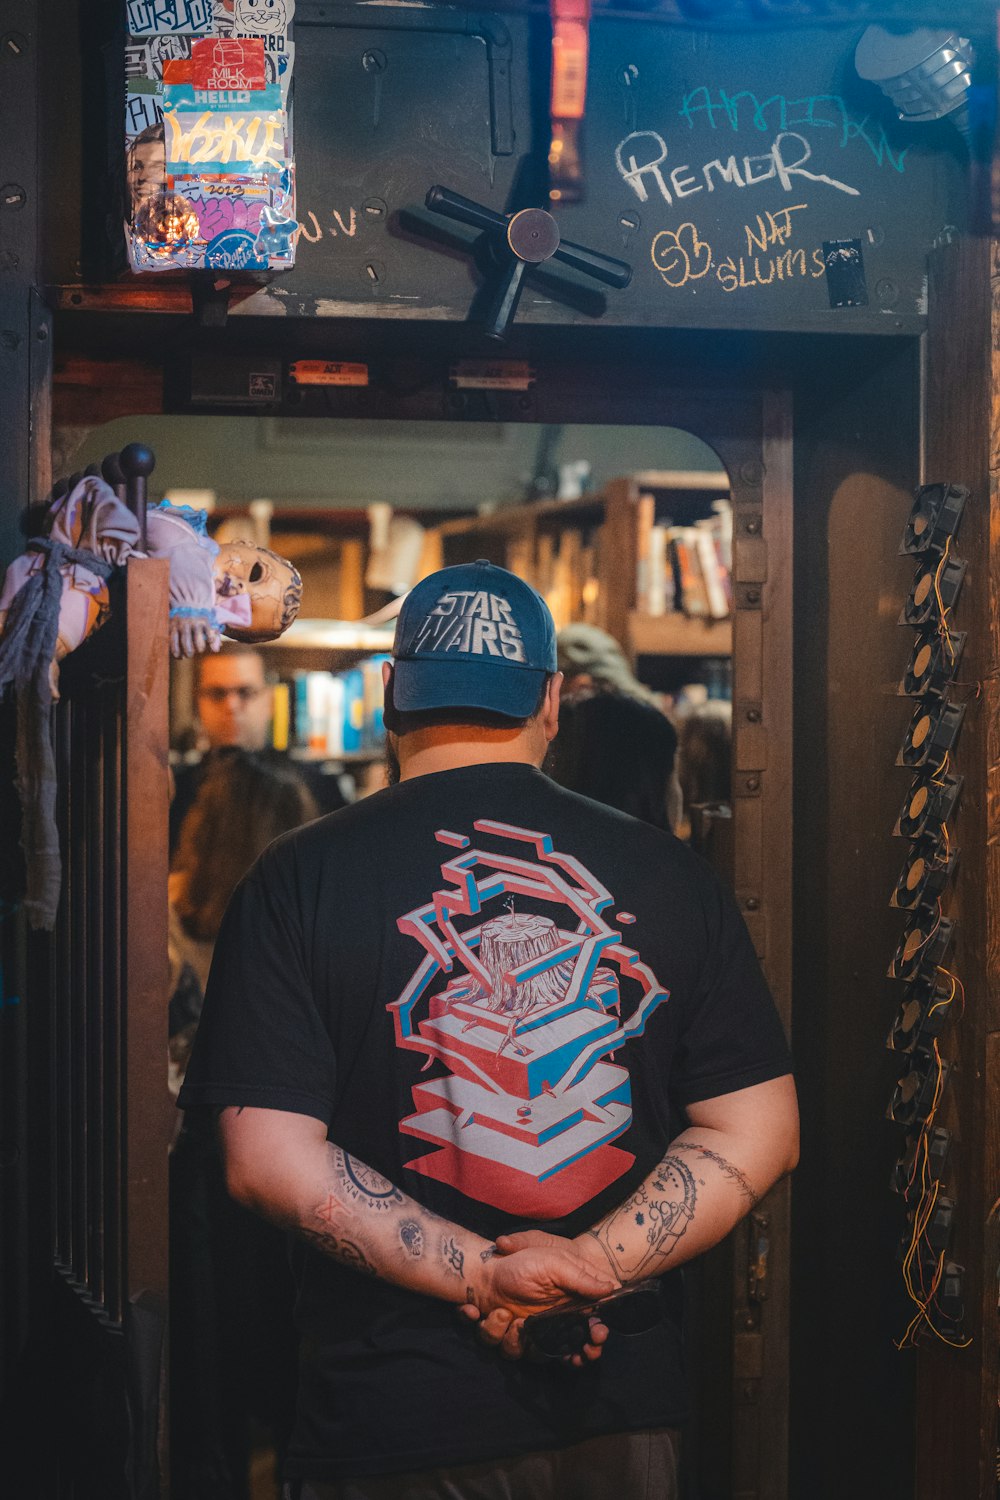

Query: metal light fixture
left=856, top=28, right=974, bottom=142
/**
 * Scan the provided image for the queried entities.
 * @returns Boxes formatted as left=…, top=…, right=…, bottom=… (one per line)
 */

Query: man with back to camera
left=178, top=560, right=798, bottom=1500
left=171, top=643, right=345, bottom=850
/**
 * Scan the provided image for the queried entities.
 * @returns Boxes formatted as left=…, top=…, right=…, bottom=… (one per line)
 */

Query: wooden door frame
left=915, top=235, right=1000, bottom=1500
left=45, top=368, right=795, bottom=1499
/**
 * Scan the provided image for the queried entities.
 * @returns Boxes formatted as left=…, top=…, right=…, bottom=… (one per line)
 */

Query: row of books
left=636, top=497, right=733, bottom=621
left=271, top=656, right=391, bottom=759
left=507, top=528, right=606, bottom=634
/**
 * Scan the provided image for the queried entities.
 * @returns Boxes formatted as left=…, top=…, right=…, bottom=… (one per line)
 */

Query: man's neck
left=395, top=724, right=542, bottom=782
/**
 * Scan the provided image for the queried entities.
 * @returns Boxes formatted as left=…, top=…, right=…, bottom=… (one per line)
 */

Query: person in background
left=548, top=689, right=679, bottom=832
left=675, top=700, right=733, bottom=829
left=171, top=644, right=345, bottom=852
left=557, top=622, right=664, bottom=710
left=555, top=624, right=683, bottom=829
left=169, top=751, right=319, bottom=1500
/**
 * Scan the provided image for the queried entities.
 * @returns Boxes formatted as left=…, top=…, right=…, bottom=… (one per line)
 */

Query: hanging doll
left=0, top=475, right=302, bottom=929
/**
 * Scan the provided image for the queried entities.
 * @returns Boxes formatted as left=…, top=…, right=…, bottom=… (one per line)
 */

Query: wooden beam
left=53, top=356, right=164, bottom=426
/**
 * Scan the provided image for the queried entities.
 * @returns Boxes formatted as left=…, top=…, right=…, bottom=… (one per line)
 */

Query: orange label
left=551, top=21, right=588, bottom=119
left=289, top=361, right=369, bottom=387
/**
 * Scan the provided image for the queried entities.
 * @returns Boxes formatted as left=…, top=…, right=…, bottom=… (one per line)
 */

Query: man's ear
left=382, top=661, right=400, bottom=735
left=542, top=672, right=563, bottom=741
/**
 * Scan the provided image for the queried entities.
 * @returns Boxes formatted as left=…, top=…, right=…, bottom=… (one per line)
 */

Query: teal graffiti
left=679, top=88, right=909, bottom=173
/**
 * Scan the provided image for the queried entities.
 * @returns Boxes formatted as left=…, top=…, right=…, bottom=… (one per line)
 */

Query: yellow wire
left=933, top=538, right=955, bottom=661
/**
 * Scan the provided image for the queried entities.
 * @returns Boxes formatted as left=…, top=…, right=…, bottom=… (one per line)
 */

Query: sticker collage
left=125, top=0, right=296, bottom=274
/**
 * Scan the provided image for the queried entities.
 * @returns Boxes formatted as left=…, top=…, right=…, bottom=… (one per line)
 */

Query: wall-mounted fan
left=900, top=481, right=968, bottom=556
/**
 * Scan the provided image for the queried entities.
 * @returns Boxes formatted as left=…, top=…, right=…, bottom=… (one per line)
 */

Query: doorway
left=56, top=396, right=791, bottom=1500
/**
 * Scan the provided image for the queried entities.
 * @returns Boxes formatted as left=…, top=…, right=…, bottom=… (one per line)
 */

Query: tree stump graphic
left=476, top=913, right=573, bottom=1016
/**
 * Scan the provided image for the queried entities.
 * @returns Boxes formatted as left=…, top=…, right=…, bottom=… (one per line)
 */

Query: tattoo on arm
left=300, top=1225, right=378, bottom=1278
left=316, top=1190, right=344, bottom=1226
left=591, top=1155, right=698, bottom=1281
left=337, top=1150, right=405, bottom=1210
left=671, top=1141, right=760, bottom=1207
left=441, top=1236, right=465, bottom=1277
left=480, top=1244, right=498, bottom=1262
left=399, top=1219, right=423, bottom=1257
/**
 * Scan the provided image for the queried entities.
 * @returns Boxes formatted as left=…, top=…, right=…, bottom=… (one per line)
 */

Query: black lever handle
left=425, top=186, right=506, bottom=236
left=484, top=259, right=529, bottom=342
left=553, top=239, right=631, bottom=289
left=424, top=184, right=631, bottom=339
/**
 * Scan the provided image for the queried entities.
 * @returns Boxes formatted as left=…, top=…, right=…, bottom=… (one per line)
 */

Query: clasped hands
left=461, top=1229, right=620, bottom=1367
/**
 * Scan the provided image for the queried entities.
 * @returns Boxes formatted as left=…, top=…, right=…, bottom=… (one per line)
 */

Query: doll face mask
left=213, top=540, right=302, bottom=643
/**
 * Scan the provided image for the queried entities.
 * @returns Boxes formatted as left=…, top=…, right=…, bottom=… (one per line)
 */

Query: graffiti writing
left=678, top=88, right=909, bottom=172
left=616, top=129, right=859, bottom=207
left=297, top=208, right=359, bottom=242
left=164, top=109, right=285, bottom=170
left=126, top=0, right=213, bottom=33
left=650, top=209, right=826, bottom=294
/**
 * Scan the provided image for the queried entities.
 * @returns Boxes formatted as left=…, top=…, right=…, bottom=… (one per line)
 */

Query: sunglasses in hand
left=520, top=1279, right=665, bottom=1360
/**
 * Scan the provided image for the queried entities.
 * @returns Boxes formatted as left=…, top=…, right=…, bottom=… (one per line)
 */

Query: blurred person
left=171, top=644, right=345, bottom=852
left=549, top=688, right=679, bottom=831
left=676, top=700, right=732, bottom=813
left=169, top=752, right=318, bottom=1500
left=557, top=622, right=663, bottom=709
left=196, top=643, right=275, bottom=752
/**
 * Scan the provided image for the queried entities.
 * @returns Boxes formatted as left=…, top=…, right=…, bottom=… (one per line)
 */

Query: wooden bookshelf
left=430, top=473, right=732, bottom=663
left=628, top=612, right=732, bottom=658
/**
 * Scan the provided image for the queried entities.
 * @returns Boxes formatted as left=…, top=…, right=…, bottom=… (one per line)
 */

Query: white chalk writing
left=616, top=130, right=860, bottom=206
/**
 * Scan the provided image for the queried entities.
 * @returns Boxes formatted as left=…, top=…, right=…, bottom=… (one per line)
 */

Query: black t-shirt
left=179, top=762, right=791, bottom=1482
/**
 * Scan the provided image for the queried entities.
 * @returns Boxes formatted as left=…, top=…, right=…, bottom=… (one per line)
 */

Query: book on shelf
left=285, top=654, right=390, bottom=759
left=694, top=526, right=730, bottom=621
left=637, top=498, right=733, bottom=623
left=635, top=492, right=656, bottom=613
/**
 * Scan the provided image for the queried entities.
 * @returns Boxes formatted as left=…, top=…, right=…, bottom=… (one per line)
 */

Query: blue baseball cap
left=391, top=561, right=557, bottom=718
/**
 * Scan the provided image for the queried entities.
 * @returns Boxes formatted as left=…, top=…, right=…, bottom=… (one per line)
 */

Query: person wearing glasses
left=171, top=644, right=346, bottom=852
left=179, top=564, right=798, bottom=1500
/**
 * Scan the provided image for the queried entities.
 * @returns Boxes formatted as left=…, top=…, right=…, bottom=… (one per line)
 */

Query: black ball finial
left=101, top=451, right=126, bottom=487
left=119, top=443, right=156, bottom=480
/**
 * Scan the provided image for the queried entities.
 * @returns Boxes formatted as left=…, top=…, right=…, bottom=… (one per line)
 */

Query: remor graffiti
left=615, top=129, right=860, bottom=206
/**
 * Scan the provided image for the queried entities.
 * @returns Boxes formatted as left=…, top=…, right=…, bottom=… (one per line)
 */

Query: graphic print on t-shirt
left=387, top=821, right=670, bottom=1218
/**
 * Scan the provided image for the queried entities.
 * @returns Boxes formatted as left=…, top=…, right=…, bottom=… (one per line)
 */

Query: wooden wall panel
left=916, top=235, right=1000, bottom=1500
left=790, top=338, right=922, bottom=1500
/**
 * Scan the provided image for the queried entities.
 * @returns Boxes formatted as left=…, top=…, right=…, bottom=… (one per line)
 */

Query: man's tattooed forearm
left=671, top=1141, right=760, bottom=1206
